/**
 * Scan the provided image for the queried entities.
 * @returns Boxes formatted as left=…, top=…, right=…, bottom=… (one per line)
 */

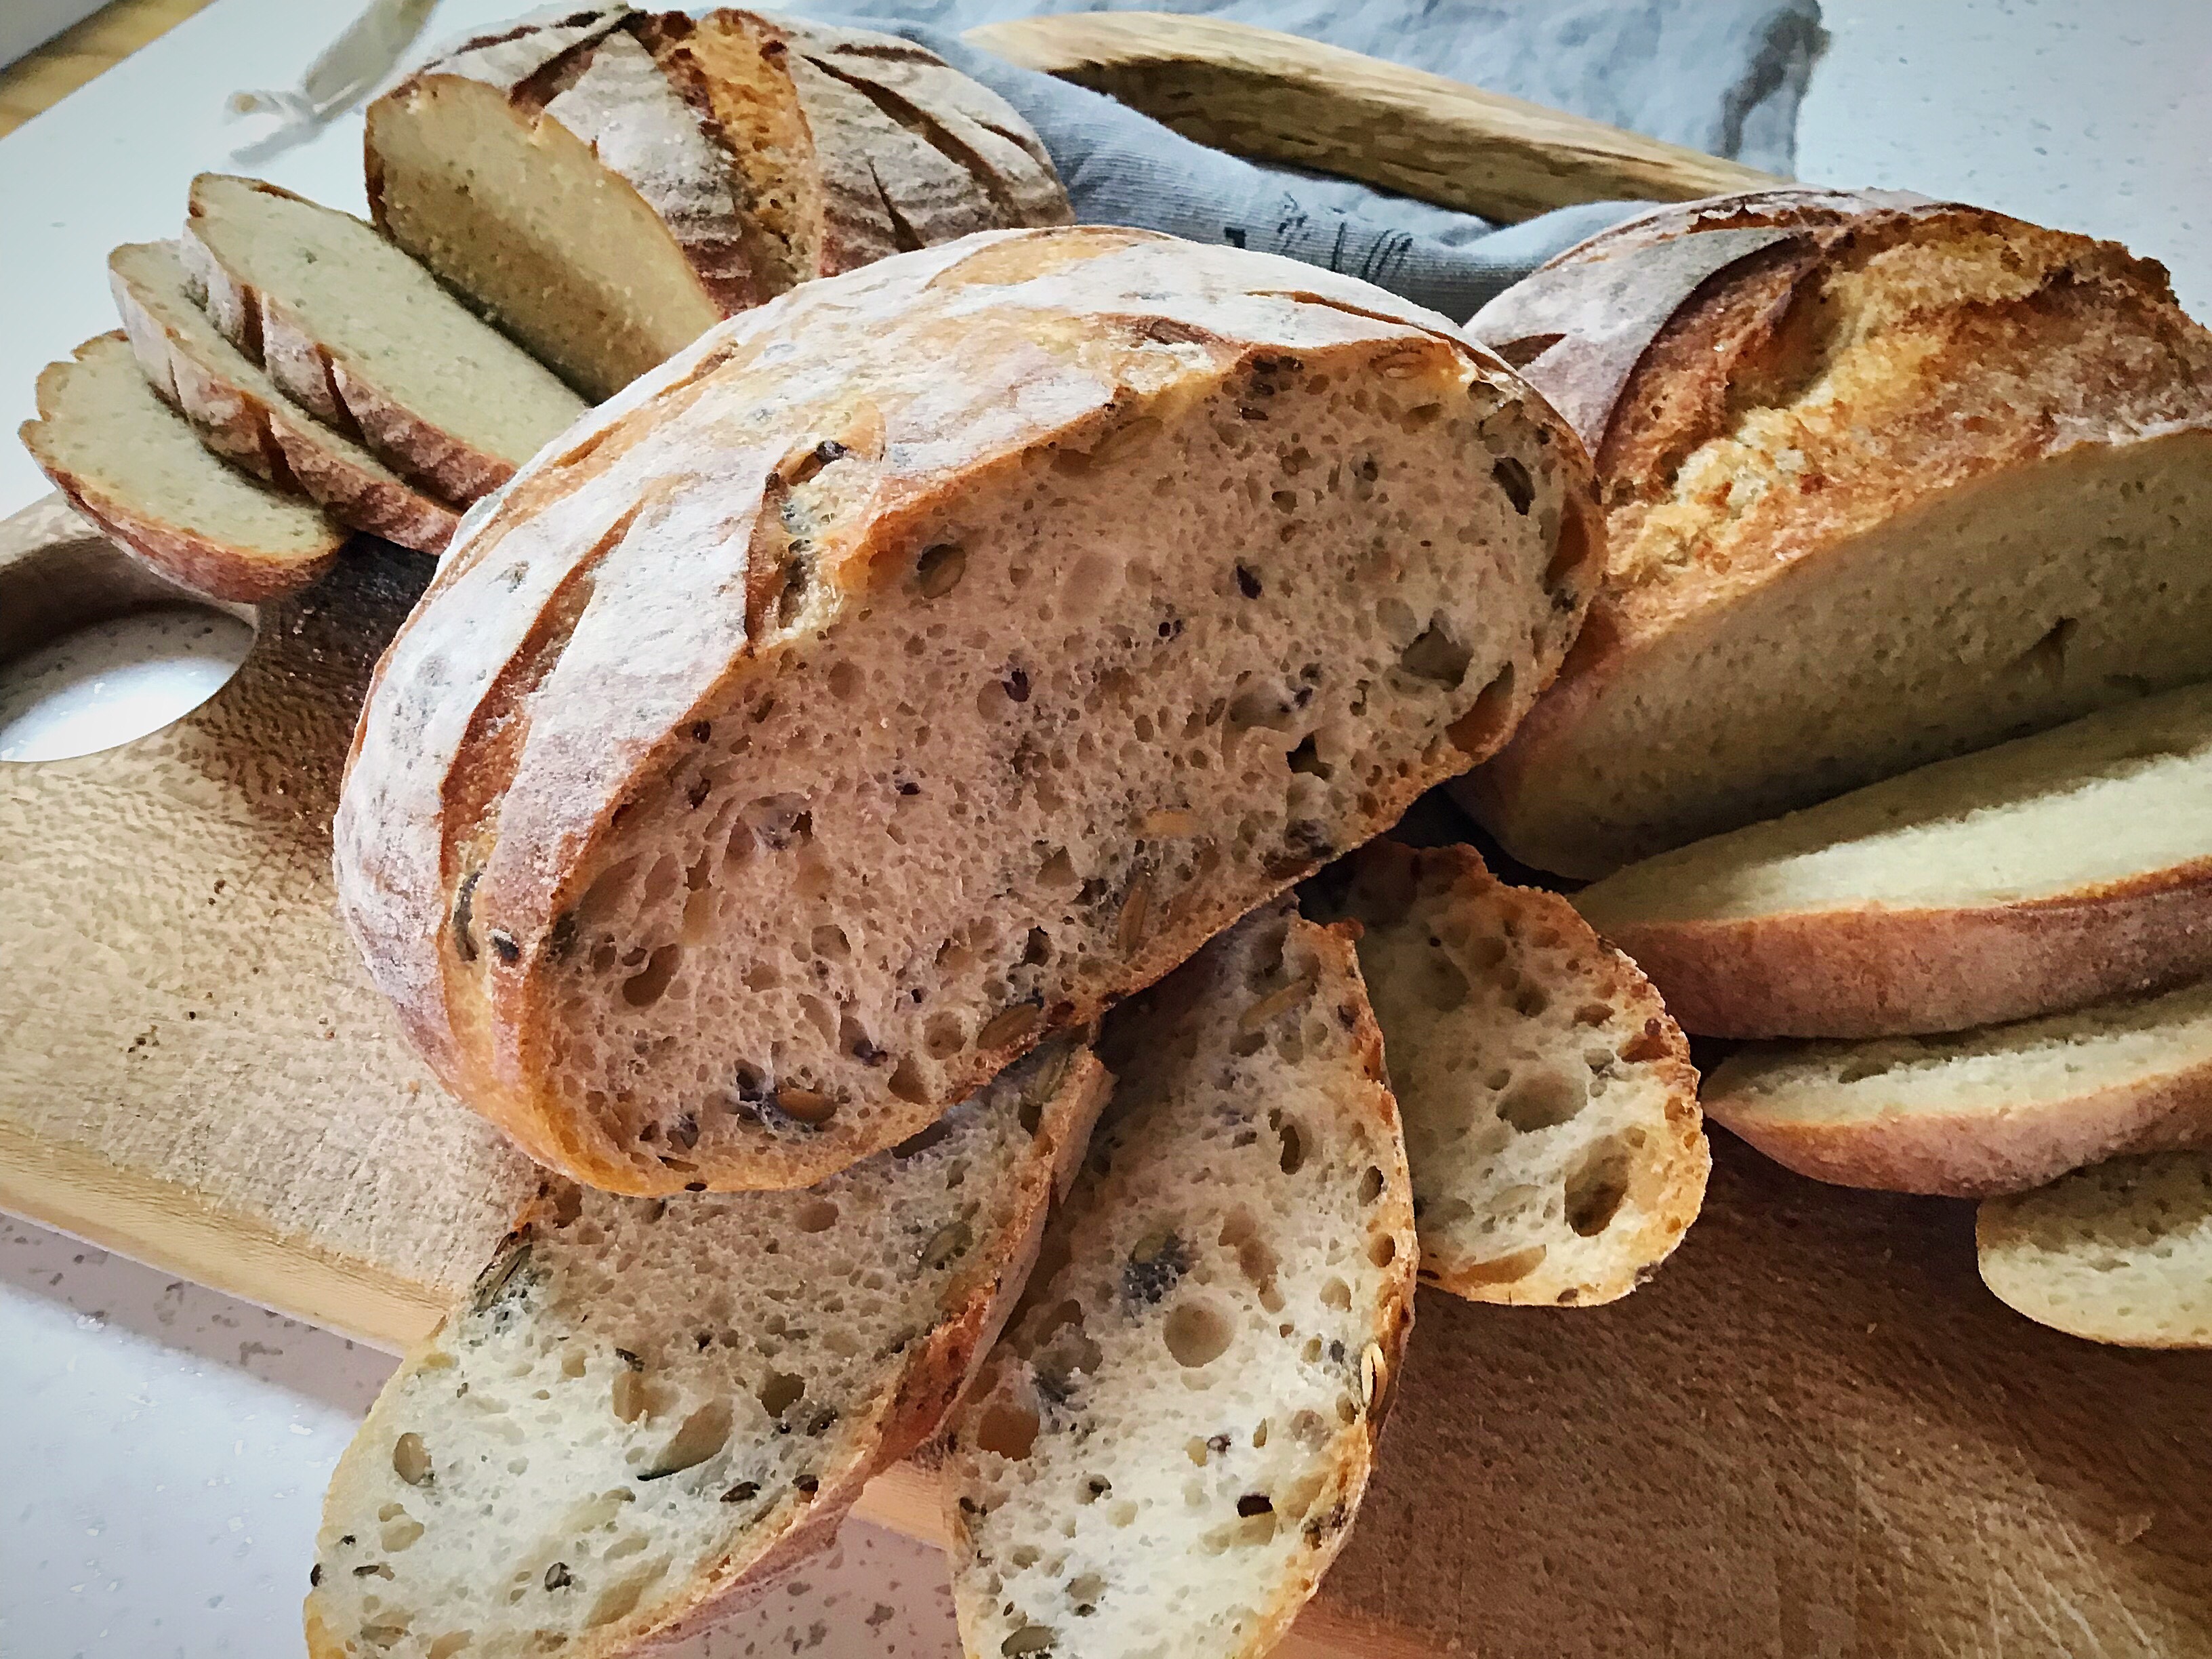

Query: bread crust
left=334, top=228, right=1599, bottom=1194
left=21, top=334, right=342, bottom=604
left=1460, top=189, right=2212, bottom=875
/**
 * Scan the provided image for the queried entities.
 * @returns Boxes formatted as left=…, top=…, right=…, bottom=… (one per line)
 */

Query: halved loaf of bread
left=184, top=173, right=587, bottom=504
left=366, top=6, right=1069, bottom=401
left=1705, top=976, right=2212, bottom=1196
left=1978, top=1151, right=2212, bottom=1348
left=333, top=226, right=1602, bottom=1195
left=304, top=1038, right=1108, bottom=1659
left=110, top=241, right=459, bottom=556
left=1454, top=188, right=2212, bottom=877
left=1309, top=841, right=1706, bottom=1305
left=20, top=332, right=343, bottom=601
left=937, top=905, right=1417, bottom=1659
left=1576, top=681, right=2212, bottom=1038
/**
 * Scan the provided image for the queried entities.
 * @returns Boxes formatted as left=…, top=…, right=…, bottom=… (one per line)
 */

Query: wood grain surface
left=966, top=11, right=1784, bottom=222
left=0, top=0, right=212, bottom=137
left=3, top=493, right=2208, bottom=1654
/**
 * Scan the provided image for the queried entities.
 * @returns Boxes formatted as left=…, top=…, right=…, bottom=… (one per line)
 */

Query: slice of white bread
left=937, top=904, right=1417, bottom=1659
left=333, top=227, right=1602, bottom=1195
left=183, top=173, right=587, bottom=505
left=367, top=7, right=1069, bottom=401
left=20, top=332, right=342, bottom=602
left=109, top=241, right=460, bottom=556
left=1705, top=976, right=2212, bottom=1197
left=1456, top=190, right=2212, bottom=877
left=1575, top=682, right=2212, bottom=1038
left=1308, top=841, right=1707, bottom=1305
left=304, top=1038, right=1109, bottom=1659
left=1978, top=1151, right=2212, bottom=1348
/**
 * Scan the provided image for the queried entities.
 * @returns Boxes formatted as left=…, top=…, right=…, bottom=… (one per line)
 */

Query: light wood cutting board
left=2, top=16, right=2208, bottom=1656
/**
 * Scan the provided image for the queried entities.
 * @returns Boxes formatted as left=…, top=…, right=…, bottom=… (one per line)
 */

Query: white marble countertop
left=3, top=1, right=2209, bottom=1654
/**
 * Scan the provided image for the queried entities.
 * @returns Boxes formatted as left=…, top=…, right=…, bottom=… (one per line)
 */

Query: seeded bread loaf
left=1309, top=841, right=1706, bottom=1305
left=1575, top=682, right=2212, bottom=1038
left=110, top=241, right=459, bottom=556
left=184, top=173, right=588, bottom=505
left=938, top=905, right=1417, bottom=1659
left=1454, top=188, right=2212, bottom=877
left=365, top=6, right=1070, bottom=401
left=1705, top=976, right=2212, bottom=1197
left=304, top=1038, right=1109, bottom=1659
left=20, top=332, right=344, bottom=601
left=1978, top=1151, right=2212, bottom=1348
left=333, top=226, right=1602, bottom=1196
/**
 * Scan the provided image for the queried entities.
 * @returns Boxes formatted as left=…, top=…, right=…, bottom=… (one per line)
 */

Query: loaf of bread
left=939, top=905, right=1416, bottom=1659
left=1455, top=188, right=2212, bottom=877
left=20, top=332, right=344, bottom=601
left=1310, top=841, right=1706, bottom=1305
left=333, top=226, right=1601, bottom=1195
left=1704, top=975, right=2212, bottom=1196
left=1576, top=681, right=2212, bottom=1038
left=366, top=6, right=1070, bottom=401
left=1978, top=1151, right=2212, bottom=1348
left=305, top=1040, right=1108, bottom=1659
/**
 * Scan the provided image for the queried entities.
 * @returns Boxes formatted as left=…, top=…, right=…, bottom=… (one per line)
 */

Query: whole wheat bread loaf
left=20, top=332, right=344, bottom=601
left=304, top=1039, right=1108, bottom=1659
left=184, top=173, right=587, bottom=504
left=110, top=241, right=460, bottom=556
left=1705, top=976, right=2212, bottom=1197
left=366, top=6, right=1069, bottom=401
left=1454, top=189, right=2212, bottom=877
left=1977, top=1151, right=2212, bottom=1348
left=1309, top=841, right=1706, bottom=1305
left=1576, top=681, right=2212, bottom=1038
left=937, top=905, right=1417, bottom=1659
left=333, top=227, right=1601, bottom=1195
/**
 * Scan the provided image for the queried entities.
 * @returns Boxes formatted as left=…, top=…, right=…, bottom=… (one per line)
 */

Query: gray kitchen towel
left=802, top=0, right=1826, bottom=319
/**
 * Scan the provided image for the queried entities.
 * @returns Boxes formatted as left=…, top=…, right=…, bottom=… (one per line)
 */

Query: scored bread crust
left=304, top=1041, right=1112, bottom=1659
left=20, top=333, right=344, bottom=602
left=333, top=226, right=1601, bottom=1195
left=1455, top=188, right=2212, bottom=877
left=110, top=242, right=460, bottom=556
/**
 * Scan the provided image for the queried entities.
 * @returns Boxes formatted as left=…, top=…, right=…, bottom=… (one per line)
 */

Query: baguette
left=1575, top=681, right=2212, bottom=1037
left=333, top=226, right=1601, bottom=1195
left=304, top=1039, right=1108, bottom=1659
left=938, top=905, right=1416, bottom=1659
left=1456, top=189, right=2212, bottom=876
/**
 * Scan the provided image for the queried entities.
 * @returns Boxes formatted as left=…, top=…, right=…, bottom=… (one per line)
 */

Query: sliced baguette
left=304, top=1038, right=1109, bottom=1659
left=183, top=173, right=587, bottom=504
left=110, top=241, right=459, bottom=556
left=1309, top=841, right=1706, bottom=1305
left=1705, top=977, right=2212, bottom=1196
left=938, top=905, right=1417, bottom=1659
left=20, top=332, right=342, bottom=602
left=1978, top=1151, right=2212, bottom=1348
left=333, top=227, right=1602, bottom=1195
left=1575, top=682, right=2212, bottom=1038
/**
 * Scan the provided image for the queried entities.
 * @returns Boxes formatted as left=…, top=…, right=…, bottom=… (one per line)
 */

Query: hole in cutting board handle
left=0, top=498, right=258, bottom=763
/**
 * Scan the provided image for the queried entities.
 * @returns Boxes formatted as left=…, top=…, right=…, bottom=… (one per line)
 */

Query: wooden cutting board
left=2, top=16, right=2208, bottom=1656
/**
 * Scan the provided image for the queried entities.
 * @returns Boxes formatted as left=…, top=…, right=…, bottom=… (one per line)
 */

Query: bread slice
left=183, top=174, right=587, bottom=504
left=20, top=332, right=343, bottom=602
left=1309, top=841, right=1706, bottom=1305
left=937, top=904, right=1417, bottom=1659
left=110, top=241, right=459, bottom=556
left=333, top=226, right=1602, bottom=1195
left=1575, top=681, right=2212, bottom=1038
left=303, top=1038, right=1109, bottom=1659
left=1455, top=190, right=2212, bottom=877
left=1978, top=1151, right=2212, bottom=1348
left=366, top=7, right=1069, bottom=401
left=1705, top=976, right=2212, bottom=1196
